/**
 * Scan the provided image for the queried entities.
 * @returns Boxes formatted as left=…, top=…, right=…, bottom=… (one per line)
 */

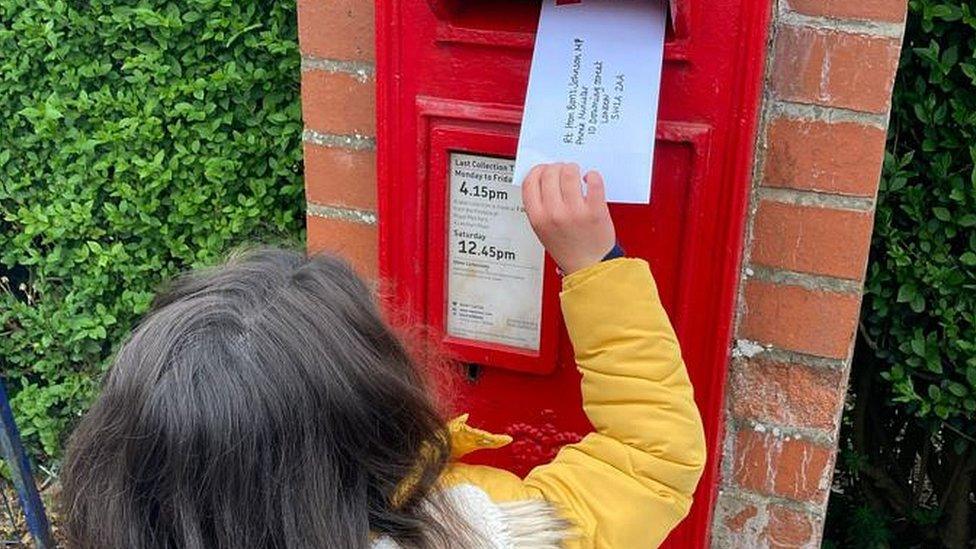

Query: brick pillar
left=297, top=0, right=378, bottom=278
left=710, top=2, right=906, bottom=547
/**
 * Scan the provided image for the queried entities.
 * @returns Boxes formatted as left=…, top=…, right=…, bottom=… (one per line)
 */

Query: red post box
left=375, top=2, right=772, bottom=545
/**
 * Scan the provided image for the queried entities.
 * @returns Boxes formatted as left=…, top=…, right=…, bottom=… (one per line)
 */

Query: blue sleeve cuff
left=602, top=243, right=626, bottom=262
left=556, top=243, right=626, bottom=278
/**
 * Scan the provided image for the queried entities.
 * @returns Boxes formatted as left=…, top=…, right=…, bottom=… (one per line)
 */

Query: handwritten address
left=563, top=38, right=626, bottom=146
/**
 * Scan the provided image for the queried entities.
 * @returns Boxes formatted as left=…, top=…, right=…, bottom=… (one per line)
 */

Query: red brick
left=732, top=428, right=834, bottom=502
left=787, top=0, right=906, bottom=23
left=730, top=358, right=845, bottom=430
left=297, top=0, right=375, bottom=61
left=304, top=143, right=377, bottom=210
left=306, top=215, right=377, bottom=279
left=771, top=26, right=901, bottom=113
left=724, top=504, right=759, bottom=534
left=764, top=117, right=886, bottom=196
left=301, top=70, right=375, bottom=135
left=739, top=280, right=860, bottom=359
left=713, top=495, right=773, bottom=546
left=751, top=200, right=875, bottom=279
left=764, top=505, right=817, bottom=548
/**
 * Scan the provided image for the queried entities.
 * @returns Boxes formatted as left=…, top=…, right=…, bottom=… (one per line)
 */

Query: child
left=60, top=163, right=706, bottom=548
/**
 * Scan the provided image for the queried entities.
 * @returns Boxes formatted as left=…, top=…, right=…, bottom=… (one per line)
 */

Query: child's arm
left=520, top=164, right=707, bottom=547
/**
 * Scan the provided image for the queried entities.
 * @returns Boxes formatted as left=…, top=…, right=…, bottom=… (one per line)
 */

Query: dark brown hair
left=60, top=247, right=460, bottom=548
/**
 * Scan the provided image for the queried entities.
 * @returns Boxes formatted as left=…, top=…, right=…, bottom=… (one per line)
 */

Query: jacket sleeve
left=522, top=258, right=706, bottom=548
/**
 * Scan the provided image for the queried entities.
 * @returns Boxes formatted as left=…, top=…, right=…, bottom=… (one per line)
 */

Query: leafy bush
left=826, top=1, right=976, bottom=546
left=0, top=0, right=304, bottom=463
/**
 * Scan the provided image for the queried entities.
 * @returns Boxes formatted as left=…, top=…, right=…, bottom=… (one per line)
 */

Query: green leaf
left=941, top=45, right=959, bottom=70
left=911, top=334, right=927, bottom=356
left=910, top=293, right=926, bottom=313
left=947, top=382, right=968, bottom=397
left=930, top=4, right=963, bottom=21
left=897, top=284, right=917, bottom=303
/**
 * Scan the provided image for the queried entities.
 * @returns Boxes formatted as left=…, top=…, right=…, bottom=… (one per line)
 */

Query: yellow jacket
left=443, top=258, right=707, bottom=548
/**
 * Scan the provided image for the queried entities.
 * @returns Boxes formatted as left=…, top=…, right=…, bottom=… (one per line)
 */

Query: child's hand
left=522, top=163, right=616, bottom=275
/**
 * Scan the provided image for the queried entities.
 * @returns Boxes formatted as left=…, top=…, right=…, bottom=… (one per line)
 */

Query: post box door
left=376, top=1, right=772, bottom=545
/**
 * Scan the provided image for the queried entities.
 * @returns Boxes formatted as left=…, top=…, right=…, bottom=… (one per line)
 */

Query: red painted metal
left=375, top=1, right=772, bottom=546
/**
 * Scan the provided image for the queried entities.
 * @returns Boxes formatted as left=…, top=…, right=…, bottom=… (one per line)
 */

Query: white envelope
left=513, top=0, right=667, bottom=204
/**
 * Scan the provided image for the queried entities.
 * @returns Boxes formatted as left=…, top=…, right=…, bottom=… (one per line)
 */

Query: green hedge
left=0, top=0, right=304, bottom=462
left=868, top=1, right=976, bottom=428
left=826, top=1, right=976, bottom=546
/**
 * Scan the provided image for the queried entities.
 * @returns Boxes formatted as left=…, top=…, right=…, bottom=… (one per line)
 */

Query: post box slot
left=428, top=0, right=541, bottom=34
left=428, top=0, right=686, bottom=42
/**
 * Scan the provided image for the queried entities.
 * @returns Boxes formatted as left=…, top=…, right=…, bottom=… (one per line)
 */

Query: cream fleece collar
left=372, top=483, right=569, bottom=549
